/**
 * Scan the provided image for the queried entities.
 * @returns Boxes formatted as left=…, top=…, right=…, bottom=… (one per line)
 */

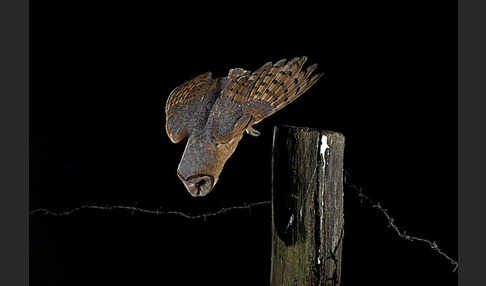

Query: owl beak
left=177, top=171, right=214, bottom=197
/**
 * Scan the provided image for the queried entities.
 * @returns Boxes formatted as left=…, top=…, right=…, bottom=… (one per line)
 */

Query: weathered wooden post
left=270, top=126, right=345, bottom=286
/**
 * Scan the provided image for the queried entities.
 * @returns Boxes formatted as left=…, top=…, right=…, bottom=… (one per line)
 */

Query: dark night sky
left=30, top=1, right=457, bottom=285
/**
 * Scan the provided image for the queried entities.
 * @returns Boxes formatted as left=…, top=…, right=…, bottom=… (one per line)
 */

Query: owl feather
left=165, top=57, right=323, bottom=197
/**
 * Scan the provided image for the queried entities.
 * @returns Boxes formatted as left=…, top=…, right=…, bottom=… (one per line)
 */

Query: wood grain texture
left=271, top=126, right=345, bottom=286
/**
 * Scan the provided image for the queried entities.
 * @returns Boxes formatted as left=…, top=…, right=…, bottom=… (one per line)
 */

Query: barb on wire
left=29, top=168, right=457, bottom=272
left=30, top=200, right=271, bottom=220
left=344, top=170, right=458, bottom=272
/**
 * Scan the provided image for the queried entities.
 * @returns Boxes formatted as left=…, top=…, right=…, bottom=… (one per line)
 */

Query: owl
left=165, top=57, right=323, bottom=197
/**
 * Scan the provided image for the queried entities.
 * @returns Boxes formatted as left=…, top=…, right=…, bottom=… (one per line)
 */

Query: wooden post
left=270, top=126, right=345, bottom=286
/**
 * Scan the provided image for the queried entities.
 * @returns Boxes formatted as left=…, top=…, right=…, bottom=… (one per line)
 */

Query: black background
left=30, top=1, right=457, bottom=285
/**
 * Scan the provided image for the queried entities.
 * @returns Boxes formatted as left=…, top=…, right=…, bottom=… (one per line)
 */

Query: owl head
left=165, top=57, right=323, bottom=197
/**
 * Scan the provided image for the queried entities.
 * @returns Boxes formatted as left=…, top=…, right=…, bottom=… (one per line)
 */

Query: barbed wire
left=30, top=200, right=271, bottom=221
left=30, top=169, right=457, bottom=272
left=343, top=170, right=458, bottom=272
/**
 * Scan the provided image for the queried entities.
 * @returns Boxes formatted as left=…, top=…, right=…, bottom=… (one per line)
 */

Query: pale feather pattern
left=165, top=71, right=219, bottom=143
left=166, top=71, right=212, bottom=113
left=165, top=57, right=323, bottom=197
left=165, top=57, right=323, bottom=144
left=227, top=68, right=249, bottom=79
left=219, top=56, right=323, bottom=132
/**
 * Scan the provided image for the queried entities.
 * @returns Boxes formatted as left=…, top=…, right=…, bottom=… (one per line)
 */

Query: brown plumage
left=165, top=57, right=323, bottom=197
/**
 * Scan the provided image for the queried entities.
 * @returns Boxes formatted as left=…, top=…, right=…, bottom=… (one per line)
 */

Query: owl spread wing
left=210, top=57, right=323, bottom=142
left=165, top=72, right=221, bottom=143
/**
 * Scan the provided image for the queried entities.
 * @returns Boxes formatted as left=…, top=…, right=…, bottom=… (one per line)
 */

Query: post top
left=276, top=125, right=345, bottom=138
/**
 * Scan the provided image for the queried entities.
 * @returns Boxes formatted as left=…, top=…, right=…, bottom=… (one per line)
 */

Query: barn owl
left=165, top=57, right=323, bottom=197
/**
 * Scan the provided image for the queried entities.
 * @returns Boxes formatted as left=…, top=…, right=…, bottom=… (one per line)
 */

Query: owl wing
left=165, top=72, right=221, bottom=143
left=210, top=57, right=323, bottom=143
